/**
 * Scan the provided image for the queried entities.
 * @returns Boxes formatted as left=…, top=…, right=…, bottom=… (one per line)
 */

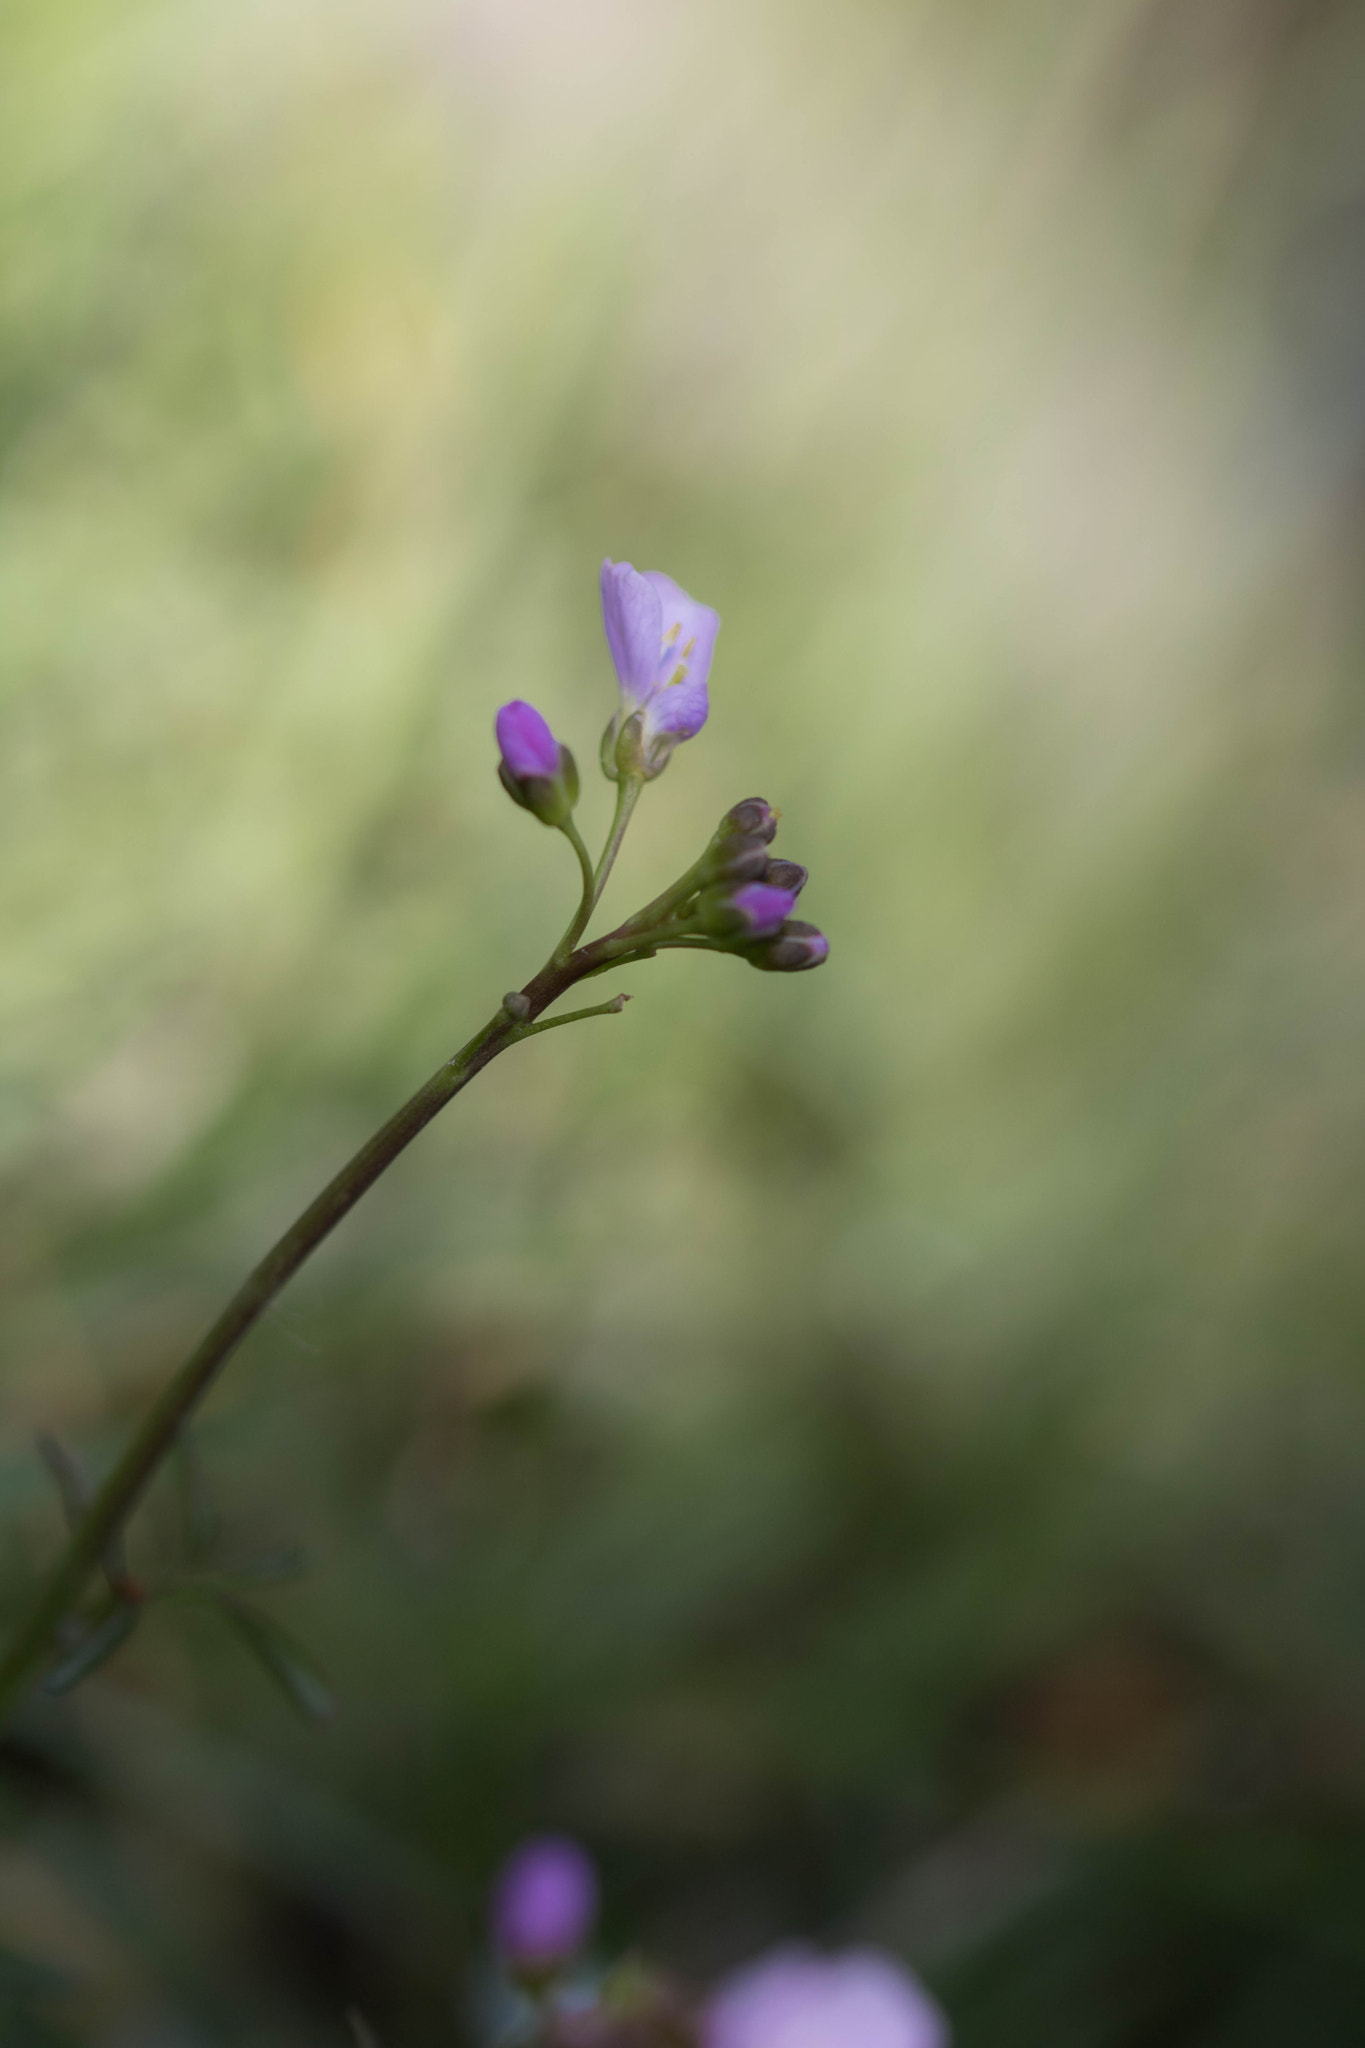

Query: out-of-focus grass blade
left=346, top=2010, right=381, bottom=2048
left=209, top=1592, right=336, bottom=1724
left=216, top=1546, right=307, bottom=1587
left=42, top=1603, right=141, bottom=1697
left=35, top=1434, right=90, bottom=1530
left=35, top=1434, right=130, bottom=1585
left=0, top=1942, right=74, bottom=2044
left=175, top=1431, right=220, bottom=1565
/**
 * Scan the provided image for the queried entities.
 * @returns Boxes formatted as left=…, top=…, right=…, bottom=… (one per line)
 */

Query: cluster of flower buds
left=690, top=798, right=829, bottom=972
left=488, top=1836, right=948, bottom=2047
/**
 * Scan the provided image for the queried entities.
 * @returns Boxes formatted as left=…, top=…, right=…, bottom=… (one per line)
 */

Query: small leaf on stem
left=175, top=1431, right=221, bottom=1564
left=42, top=1602, right=141, bottom=1696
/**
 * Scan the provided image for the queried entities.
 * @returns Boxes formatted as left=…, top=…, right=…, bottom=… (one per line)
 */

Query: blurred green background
left=3, top=0, right=1365, bottom=2040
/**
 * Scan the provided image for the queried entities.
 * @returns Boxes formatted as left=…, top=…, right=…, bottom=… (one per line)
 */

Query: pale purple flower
left=496, top=699, right=562, bottom=781
left=600, top=560, right=719, bottom=775
left=705, top=1946, right=947, bottom=2048
left=730, top=882, right=798, bottom=939
left=492, top=1835, right=599, bottom=1971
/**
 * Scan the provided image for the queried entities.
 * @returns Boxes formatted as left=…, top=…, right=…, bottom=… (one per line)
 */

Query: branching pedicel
left=0, top=560, right=828, bottom=1721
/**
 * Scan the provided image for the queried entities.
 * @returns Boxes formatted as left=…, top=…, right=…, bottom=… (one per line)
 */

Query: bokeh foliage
left=2, top=0, right=1365, bottom=2040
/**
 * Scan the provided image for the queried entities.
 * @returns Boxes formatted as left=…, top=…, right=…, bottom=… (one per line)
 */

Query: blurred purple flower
left=600, top=560, right=719, bottom=773
left=704, top=1946, right=947, bottom=2048
left=492, top=1835, right=599, bottom=1972
left=496, top=699, right=562, bottom=781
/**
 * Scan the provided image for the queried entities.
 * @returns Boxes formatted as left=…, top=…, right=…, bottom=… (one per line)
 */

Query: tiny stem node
left=514, top=994, right=631, bottom=1038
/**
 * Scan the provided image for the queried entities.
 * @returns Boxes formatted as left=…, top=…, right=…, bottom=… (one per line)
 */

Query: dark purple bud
left=717, top=798, right=778, bottom=845
left=707, top=834, right=772, bottom=883
left=492, top=1835, right=599, bottom=1974
left=746, top=918, right=829, bottom=972
left=496, top=701, right=579, bottom=828
left=762, top=859, right=807, bottom=897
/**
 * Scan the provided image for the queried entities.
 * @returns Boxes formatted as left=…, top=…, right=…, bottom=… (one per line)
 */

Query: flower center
left=657, top=625, right=696, bottom=690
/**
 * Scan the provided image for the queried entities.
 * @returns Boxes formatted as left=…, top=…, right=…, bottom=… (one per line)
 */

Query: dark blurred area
left=3, top=0, right=1365, bottom=2040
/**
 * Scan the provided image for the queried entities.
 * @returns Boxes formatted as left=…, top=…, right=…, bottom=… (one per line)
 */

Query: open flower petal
left=642, top=569, right=719, bottom=741
left=600, top=560, right=720, bottom=773
left=601, top=560, right=664, bottom=709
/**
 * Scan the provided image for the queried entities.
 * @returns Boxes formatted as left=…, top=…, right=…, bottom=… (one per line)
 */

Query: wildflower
left=496, top=701, right=579, bottom=827
left=492, top=1835, right=599, bottom=1975
left=600, top=560, right=719, bottom=779
left=704, top=1946, right=947, bottom=2048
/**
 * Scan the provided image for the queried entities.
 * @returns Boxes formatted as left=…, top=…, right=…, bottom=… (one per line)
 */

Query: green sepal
left=699, top=832, right=770, bottom=884
left=602, top=709, right=646, bottom=781
left=694, top=885, right=750, bottom=939
left=498, top=749, right=577, bottom=828
left=559, top=743, right=580, bottom=808
left=603, top=708, right=682, bottom=780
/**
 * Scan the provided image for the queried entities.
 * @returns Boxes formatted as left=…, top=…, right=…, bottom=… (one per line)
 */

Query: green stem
left=552, top=818, right=598, bottom=962
left=0, top=931, right=632, bottom=1721
left=0, top=748, right=678, bottom=1722
left=611, top=855, right=706, bottom=940
left=584, top=777, right=643, bottom=923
